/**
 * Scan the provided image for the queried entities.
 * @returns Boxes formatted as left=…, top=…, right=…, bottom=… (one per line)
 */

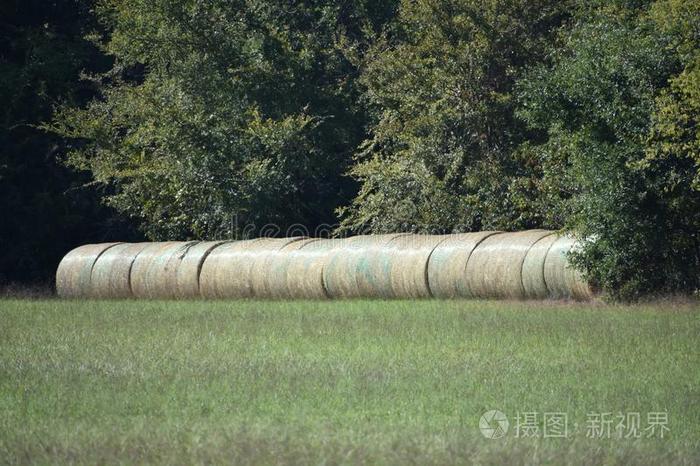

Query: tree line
left=2, top=0, right=698, bottom=299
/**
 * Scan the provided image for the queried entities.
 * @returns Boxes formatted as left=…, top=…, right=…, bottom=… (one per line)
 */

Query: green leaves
left=340, top=0, right=571, bottom=233
left=47, top=0, right=700, bottom=299
left=517, top=5, right=699, bottom=299
left=54, top=0, right=398, bottom=239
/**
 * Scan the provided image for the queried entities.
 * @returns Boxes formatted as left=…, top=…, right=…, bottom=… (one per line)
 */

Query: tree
left=338, top=0, right=573, bottom=234
left=517, top=2, right=700, bottom=299
left=53, top=0, right=398, bottom=240
left=0, top=0, right=137, bottom=285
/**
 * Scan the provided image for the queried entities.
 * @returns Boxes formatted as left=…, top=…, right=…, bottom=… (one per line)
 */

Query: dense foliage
left=0, top=0, right=138, bottom=285
left=53, top=0, right=398, bottom=239
left=3, top=0, right=698, bottom=298
left=516, top=1, right=700, bottom=299
left=342, top=0, right=699, bottom=299
left=338, top=0, right=573, bottom=233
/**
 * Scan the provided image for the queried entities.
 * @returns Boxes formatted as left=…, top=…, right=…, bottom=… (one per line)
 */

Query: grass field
left=1, top=299, right=699, bottom=465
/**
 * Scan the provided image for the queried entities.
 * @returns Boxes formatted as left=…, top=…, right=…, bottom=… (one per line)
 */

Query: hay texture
left=544, top=235, right=595, bottom=300
left=320, top=237, right=363, bottom=299
left=465, top=230, right=553, bottom=299
left=147, top=241, right=205, bottom=298
left=173, top=241, right=229, bottom=299
left=285, top=238, right=343, bottom=299
left=56, top=243, right=121, bottom=298
left=57, top=230, right=594, bottom=300
left=199, top=239, right=263, bottom=298
left=323, top=234, right=406, bottom=298
left=386, top=235, right=448, bottom=298
left=199, top=238, right=303, bottom=299
left=89, top=242, right=149, bottom=298
left=355, top=234, right=410, bottom=298
left=427, top=232, right=500, bottom=298
left=130, top=242, right=188, bottom=298
left=521, top=233, right=558, bottom=299
left=249, top=237, right=307, bottom=298
left=255, top=238, right=319, bottom=299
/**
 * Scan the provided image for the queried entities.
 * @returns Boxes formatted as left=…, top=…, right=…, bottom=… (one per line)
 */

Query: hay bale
left=323, top=234, right=406, bottom=298
left=130, top=242, right=188, bottom=298
left=57, top=230, right=596, bottom=301
left=254, top=238, right=319, bottom=299
left=173, top=241, right=230, bottom=299
left=465, top=230, right=552, bottom=299
left=544, top=236, right=594, bottom=300
left=356, top=234, right=414, bottom=298
left=320, top=237, right=363, bottom=299
left=521, top=233, right=558, bottom=299
left=147, top=241, right=206, bottom=298
left=199, top=239, right=263, bottom=298
left=285, top=239, right=342, bottom=299
left=199, top=238, right=303, bottom=298
left=427, top=232, right=500, bottom=298
left=249, top=237, right=308, bottom=298
left=56, top=243, right=121, bottom=298
left=89, top=242, right=150, bottom=298
left=386, top=235, right=449, bottom=298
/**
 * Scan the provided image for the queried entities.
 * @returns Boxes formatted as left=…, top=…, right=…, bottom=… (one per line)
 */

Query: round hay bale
left=465, top=230, right=553, bottom=299
left=199, top=239, right=263, bottom=298
left=286, top=238, right=341, bottom=299
left=544, top=236, right=594, bottom=300
left=321, top=237, right=364, bottom=299
left=521, top=233, right=558, bottom=299
left=89, top=242, right=150, bottom=298
left=173, top=241, right=230, bottom=299
left=199, top=238, right=303, bottom=299
left=427, top=232, right=500, bottom=298
left=145, top=241, right=204, bottom=298
left=285, top=238, right=342, bottom=299
left=255, top=238, right=319, bottom=299
left=248, top=237, right=308, bottom=298
left=386, top=235, right=449, bottom=298
left=355, top=234, right=413, bottom=298
left=56, top=243, right=121, bottom=298
left=323, top=234, right=406, bottom=299
left=130, top=242, right=188, bottom=298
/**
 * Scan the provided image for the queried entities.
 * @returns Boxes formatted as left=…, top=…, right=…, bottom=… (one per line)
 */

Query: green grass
left=1, top=299, right=699, bottom=465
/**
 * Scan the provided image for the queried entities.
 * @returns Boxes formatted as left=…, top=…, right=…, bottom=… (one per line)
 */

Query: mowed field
left=1, top=299, right=699, bottom=465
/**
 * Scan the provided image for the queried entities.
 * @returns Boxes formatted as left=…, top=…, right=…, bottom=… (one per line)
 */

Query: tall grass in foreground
left=0, top=299, right=698, bottom=465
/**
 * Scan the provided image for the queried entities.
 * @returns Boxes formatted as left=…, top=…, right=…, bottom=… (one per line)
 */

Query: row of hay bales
left=55, top=230, right=594, bottom=300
